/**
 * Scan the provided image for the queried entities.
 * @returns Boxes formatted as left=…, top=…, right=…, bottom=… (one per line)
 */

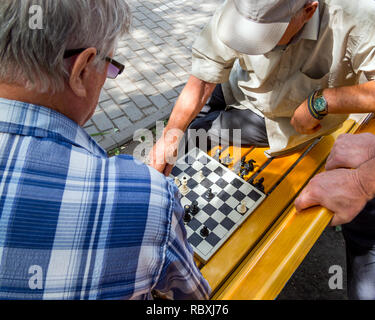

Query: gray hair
left=0, top=0, right=131, bottom=93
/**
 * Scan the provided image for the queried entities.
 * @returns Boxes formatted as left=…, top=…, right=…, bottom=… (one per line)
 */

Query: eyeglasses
left=63, top=48, right=125, bottom=79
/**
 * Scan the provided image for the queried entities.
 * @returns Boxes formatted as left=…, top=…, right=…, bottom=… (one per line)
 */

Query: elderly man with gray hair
left=0, top=1, right=210, bottom=300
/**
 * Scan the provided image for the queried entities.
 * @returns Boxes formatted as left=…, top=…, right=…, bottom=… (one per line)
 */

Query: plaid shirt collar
left=0, top=98, right=107, bottom=157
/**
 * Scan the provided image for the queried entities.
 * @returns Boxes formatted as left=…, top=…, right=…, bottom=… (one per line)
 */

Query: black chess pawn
left=204, top=188, right=214, bottom=200
left=200, top=226, right=209, bottom=237
left=253, top=177, right=265, bottom=193
left=183, top=205, right=192, bottom=223
left=190, top=201, right=199, bottom=215
left=183, top=212, right=191, bottom=223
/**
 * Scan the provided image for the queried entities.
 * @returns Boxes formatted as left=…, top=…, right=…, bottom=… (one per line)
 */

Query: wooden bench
left=195, top=114, right=375, bottom=300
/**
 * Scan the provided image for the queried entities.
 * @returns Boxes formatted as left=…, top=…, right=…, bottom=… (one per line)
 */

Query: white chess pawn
left=237, top=200, right=247, bottom=214
left=179, top=177, right=189, bottom=196
left=198, top=170, right=205, bottom=182
left=174, top=177, right=181, bottom=187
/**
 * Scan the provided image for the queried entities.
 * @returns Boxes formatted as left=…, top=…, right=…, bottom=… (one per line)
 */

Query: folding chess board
left=171, top=148, right=266, bottom=263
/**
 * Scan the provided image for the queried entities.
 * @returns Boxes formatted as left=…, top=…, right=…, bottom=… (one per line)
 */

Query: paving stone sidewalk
left=84, top=0, right=223, bottom=152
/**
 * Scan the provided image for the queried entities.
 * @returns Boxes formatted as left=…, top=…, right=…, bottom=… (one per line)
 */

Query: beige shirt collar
left=294, top=5, right=320, bottom=43
left=274, top=7, right=320, bottom=51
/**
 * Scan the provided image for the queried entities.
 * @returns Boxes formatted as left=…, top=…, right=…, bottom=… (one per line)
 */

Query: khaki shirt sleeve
left=191, top=1, right=239, bottom=84
left=350, top=23, right=375, bottom=81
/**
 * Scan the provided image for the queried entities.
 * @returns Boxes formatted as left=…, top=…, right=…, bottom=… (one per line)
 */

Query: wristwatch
left=307, top=89, right=328, bottom=120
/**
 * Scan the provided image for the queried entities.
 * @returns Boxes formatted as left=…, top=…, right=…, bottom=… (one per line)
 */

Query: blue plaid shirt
left=0, top=98, right=211, bottom=300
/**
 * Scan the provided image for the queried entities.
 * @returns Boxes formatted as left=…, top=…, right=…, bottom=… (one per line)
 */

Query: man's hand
left=295, top=169, right=371, bottom=226
left=325, top=133, right=375, bottom=170
left=149, top=133, right=181, bottom=177
left=148, top=138, right=172, bottom=176
left=291, top=99, right=321, bottom=134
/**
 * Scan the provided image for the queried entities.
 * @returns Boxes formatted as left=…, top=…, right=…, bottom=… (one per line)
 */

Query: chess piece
left=237, top=200, right=247, bottom=214
left=200, top=226, right=209, bottom=237
left=198, top=170, right=205, bottom=182
left=244, top=163, right=252, bottom=173
left=244, top=159, right=256, bottom=172
left=204, top=188, right=214, bottom=200
left=190, top=201, right=199, bottom=215
left=240, top=156, right=247, bottom=167
left=174, top=177, right=181, bottom=187
left=179, top=176, right=189, bottom=195
left=183, top=210, right=192, bottom=223
left=213, top=149, right=221, bottom=161
left=253, top=177, right=265, bottom=193
left=241, top=158, right=256, bottom=169
left=239, top=167, right=250, bottom=179
left=221, top=154, right=233, bottom=167
left=183, top=205, right=192, bottom=223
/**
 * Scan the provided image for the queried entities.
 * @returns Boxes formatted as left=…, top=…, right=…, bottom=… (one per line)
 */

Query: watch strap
left=307, top=89, right=328, bottom=120
left=307, top=90, right=324, bottom=120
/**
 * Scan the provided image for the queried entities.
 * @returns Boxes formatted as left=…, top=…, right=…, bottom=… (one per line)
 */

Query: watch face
left=314, top=97, right=327, bottom=113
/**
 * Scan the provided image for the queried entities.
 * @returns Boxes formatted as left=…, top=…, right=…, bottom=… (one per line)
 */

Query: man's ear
left=69, top=48, right=97, bottom=98
left=303, top=1, right=319, bottom=22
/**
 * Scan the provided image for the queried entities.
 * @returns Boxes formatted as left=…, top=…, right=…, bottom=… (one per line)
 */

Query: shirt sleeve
left=350, top=23, right=375, bottom=81
left=152, top=179, right=211, bottom=300
left=191, top=0, right=239, bottom=84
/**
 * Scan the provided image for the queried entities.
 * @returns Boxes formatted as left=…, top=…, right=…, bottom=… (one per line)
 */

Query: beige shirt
left=191, top=0, right=375, bottom=157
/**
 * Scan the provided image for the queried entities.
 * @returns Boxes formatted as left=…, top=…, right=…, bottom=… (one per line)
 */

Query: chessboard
left=170, top=147, right=266, bottom=263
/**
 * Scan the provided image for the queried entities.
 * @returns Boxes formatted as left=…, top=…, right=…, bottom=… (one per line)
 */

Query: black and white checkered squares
left=171, top=148, right=266, bottom=263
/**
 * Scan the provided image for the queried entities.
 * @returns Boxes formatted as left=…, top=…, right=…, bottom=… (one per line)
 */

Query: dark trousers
left=187, top=84, right=375, bottom=300
left=342, top=198, right=375, bottom=299
left=186, top=84, right=269, bottom=151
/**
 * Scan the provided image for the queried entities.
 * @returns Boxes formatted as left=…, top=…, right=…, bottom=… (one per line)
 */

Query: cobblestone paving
left=84, top=0, right=222, bottom=152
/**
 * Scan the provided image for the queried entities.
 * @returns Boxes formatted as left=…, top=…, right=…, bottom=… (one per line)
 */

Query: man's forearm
left=324, top=81, right=375, bottom=114
left=164, top=75, right=216, bottom=136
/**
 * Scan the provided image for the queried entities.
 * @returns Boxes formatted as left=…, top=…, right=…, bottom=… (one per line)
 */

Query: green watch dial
left=314, top=96, right=327, bottom=113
